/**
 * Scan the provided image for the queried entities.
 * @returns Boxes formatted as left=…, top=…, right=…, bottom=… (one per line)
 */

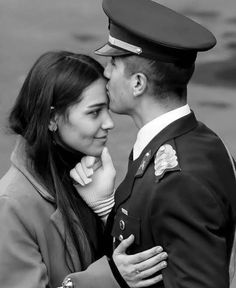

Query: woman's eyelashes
left=87, top=104, right=109, bottom=118
left=88, top=108, right=102, bottom=118
left=89, top=110, right=99, bottom=118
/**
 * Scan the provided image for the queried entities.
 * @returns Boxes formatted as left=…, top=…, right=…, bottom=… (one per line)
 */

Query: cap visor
left=95, top=43, right=132, bottom=56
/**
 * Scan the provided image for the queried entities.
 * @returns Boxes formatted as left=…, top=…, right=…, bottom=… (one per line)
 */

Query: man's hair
left=120, top=55, right=195, bottom=103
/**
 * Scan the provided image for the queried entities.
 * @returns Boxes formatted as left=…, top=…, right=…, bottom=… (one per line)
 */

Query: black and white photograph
left=0, top=0, right=236, bottom=287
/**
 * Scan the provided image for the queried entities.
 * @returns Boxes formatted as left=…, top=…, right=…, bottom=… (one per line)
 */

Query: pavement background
left=0, top=0, right=236, bottom=285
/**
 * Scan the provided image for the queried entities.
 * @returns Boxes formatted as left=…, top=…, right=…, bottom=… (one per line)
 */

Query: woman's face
left=57, top=78, right=114, bottom=156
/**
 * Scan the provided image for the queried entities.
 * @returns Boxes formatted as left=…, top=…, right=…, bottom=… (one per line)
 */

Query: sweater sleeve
left=0, top=196, right=49, bottom=288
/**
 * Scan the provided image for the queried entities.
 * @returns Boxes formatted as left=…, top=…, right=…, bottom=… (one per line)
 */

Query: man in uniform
left=71, top=0, right=236, bottom=287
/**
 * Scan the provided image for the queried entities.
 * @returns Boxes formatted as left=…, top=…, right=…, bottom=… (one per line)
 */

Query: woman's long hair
left=8, top=51, right=105, bottom=271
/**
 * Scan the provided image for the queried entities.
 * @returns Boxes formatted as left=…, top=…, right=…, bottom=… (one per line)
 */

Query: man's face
left=104, top=57, right=133, bottom=114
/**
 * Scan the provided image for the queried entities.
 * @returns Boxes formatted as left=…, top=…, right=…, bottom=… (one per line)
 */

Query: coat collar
left=114, top=112, right=198, bottom=209
left=11, top=136, right=55, bottom=203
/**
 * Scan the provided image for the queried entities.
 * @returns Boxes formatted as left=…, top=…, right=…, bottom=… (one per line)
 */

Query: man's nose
left=104, top=63, right=111, bottom=79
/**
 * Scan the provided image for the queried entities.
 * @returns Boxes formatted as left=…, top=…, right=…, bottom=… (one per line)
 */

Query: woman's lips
left=94, top=135, right=108, bottom=141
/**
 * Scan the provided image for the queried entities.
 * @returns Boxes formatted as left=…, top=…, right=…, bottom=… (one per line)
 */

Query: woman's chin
left=84, top=146, right=104, bottom=157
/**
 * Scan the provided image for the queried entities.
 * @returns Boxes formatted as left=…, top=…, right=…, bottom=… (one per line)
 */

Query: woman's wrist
left=91, top=194, right=115, bottom=219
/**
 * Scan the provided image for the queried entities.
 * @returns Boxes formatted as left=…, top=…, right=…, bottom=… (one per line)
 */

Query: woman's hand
left=113, top=235, right=167, bottom=287
left=70, top=147, right=116, bottom=206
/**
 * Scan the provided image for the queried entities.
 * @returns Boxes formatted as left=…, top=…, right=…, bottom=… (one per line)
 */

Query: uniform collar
left=10, top=136, right=55, bottom=203
left=133, top=104, right=191, bottom=160
left=114, top=112, right=198, bottom=210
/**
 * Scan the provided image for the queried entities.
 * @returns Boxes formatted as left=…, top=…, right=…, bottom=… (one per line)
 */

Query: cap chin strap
left=109, top=35, right=142, bottom=55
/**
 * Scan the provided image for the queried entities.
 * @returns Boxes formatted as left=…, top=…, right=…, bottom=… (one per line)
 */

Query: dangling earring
left=49, top=106, right=57, bottom=132
left=48, top=121, right=57, bottom=132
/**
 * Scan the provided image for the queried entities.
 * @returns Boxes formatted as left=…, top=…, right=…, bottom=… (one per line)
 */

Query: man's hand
left=113, top=235, right=167, bottom=287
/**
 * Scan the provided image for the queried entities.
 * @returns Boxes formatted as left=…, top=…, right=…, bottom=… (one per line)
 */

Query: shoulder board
left=154, top=142, right=181, bottom=182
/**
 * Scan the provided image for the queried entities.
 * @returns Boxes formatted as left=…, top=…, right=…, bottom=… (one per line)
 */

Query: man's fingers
left=137, top=260, right=167, bottom=280
left=75, top=163, right=92, bottom=185
left=70, top=168, right=85, bottom=186
left=114, top=234, right=135, bottom=254
left=135, top=252, right=167, bottom=272
left=133, top=252, right=167, bottom=281
left=133, top=273, right=163, bottom=288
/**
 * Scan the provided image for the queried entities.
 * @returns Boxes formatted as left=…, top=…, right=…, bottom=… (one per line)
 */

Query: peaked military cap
left=95, top=0, right=216, bottom=64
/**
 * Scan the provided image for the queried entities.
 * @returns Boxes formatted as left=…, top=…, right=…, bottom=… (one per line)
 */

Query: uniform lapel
left=114, top=155, right=141, bottom=211
left=114, top=112, right=198, bottom=210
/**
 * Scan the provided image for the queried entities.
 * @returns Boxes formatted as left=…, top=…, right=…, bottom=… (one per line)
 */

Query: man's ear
left=131, top=73, right=147, bottom=97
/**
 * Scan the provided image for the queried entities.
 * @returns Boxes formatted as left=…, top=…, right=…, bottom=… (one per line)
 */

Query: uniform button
left=119, top=234, right=124, bottom=241
left=119, top=220, right=125, bottom=231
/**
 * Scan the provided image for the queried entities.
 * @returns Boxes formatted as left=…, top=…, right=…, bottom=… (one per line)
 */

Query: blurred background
left=0, top=1, right=236, bottom=283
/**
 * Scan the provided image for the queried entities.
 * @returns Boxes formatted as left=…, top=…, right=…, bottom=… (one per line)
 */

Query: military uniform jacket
left=106, top=112, right=236, bottom=288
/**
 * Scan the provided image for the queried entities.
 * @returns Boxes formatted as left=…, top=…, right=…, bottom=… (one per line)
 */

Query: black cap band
left=110, top=22, right=197, bottom=64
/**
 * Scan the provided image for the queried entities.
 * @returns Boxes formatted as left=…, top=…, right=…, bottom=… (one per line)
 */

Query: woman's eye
left=90, top=110, right=99, bottom=117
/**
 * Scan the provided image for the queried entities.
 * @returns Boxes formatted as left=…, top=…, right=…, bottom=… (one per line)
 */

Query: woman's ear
left=131, top=73, right=147, bottom=97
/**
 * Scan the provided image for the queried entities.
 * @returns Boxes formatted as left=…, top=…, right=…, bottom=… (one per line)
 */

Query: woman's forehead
left=79, top=79, right=109, bottom=107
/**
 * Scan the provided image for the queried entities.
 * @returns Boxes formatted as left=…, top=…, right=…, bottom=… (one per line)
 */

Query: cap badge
left=154, top=144, right=179, bottom=181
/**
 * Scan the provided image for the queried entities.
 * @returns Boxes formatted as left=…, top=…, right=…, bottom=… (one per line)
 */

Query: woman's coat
left=0, top=138, right=119, bottom=288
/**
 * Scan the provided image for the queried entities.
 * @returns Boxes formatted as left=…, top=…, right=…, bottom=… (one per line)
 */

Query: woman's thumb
left=101, top=147, right=113, bottom=168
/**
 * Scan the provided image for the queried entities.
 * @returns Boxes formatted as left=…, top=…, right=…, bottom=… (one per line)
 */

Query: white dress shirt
left=133, top=104, right=191, bottom=160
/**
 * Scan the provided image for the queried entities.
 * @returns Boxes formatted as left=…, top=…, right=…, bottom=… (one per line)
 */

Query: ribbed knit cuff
left=92, top=195, right=115, bottom=218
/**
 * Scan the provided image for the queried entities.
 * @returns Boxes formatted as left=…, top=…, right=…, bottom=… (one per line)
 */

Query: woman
left=0, top=51, right=167, bottom=288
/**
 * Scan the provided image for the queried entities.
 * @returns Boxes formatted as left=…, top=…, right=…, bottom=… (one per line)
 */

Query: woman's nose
left=102, top=113, right=114, bottom=130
